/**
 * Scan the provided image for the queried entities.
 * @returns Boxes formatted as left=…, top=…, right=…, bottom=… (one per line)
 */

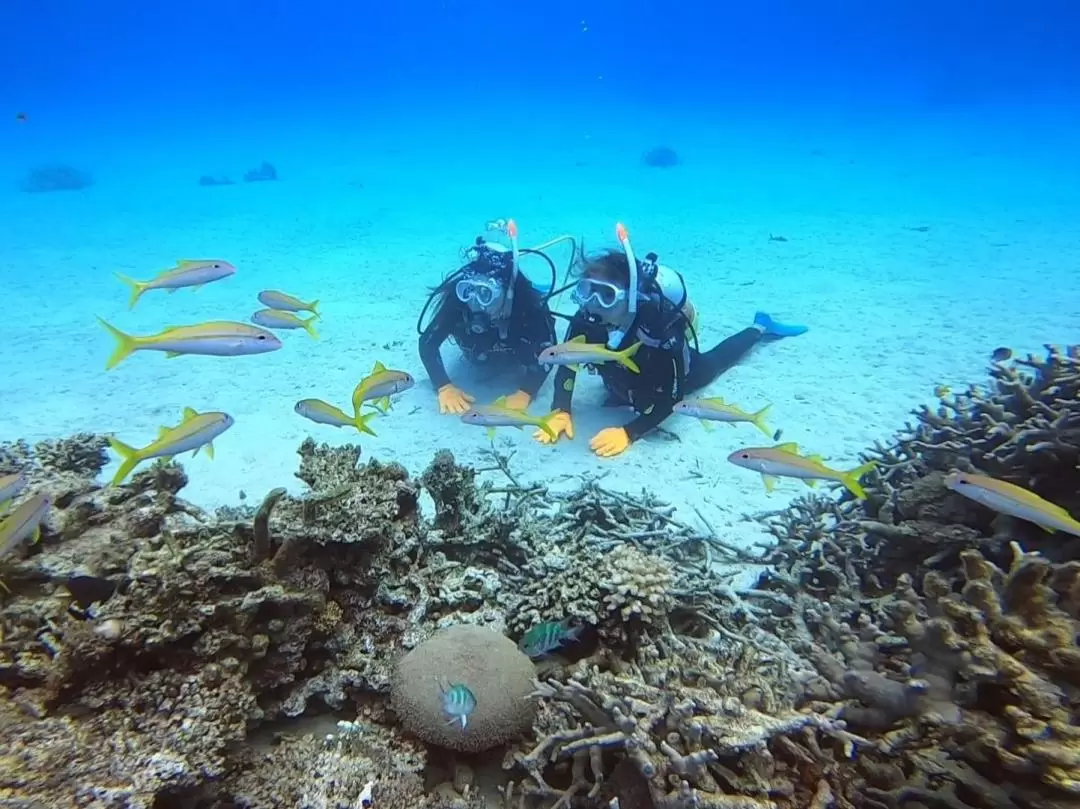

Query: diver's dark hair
left=577, top=249, right=632, bottom=286
left=577, top=247, right=697, bottom=348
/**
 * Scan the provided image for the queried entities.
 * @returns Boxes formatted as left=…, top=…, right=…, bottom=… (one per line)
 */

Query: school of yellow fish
left=3, top=238, right=1078, bottom=566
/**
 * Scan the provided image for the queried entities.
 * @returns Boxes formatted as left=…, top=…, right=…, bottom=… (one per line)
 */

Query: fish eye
left=740, top=453, right=750, bottom=459
left=257, top=334, right=266, bottom=340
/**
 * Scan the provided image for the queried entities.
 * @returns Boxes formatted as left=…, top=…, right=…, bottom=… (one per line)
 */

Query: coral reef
left=199, top=174, right=235, bottom=186
left=1, top=344, right=1077, bottom=808
left=18, top=163, right=93, bottom=192
left=244, top=160, right=278, bottom=182
left=744, top=344, right=1080, bottom=808
left=641, top=146, right=680, bottom=168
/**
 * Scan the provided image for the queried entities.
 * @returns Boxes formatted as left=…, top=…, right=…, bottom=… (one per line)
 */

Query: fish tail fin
left=114, top=273, right=147, bottom=309
left=752, top=404, right=773, bottom=437
left=537, top=411, right=559, bottom=441
left=106, top=436, right=141, bottom=486
left=310, top=299, right=320, bottom=316
left=354, top=410, right=378, bottom=437
left=97, top=317, right=139, bottom=370
left=841, top=461, right=877, bottom=501
left=619, top=342, right=642, bottom=373
left=302, top=317, right=320, bottom=340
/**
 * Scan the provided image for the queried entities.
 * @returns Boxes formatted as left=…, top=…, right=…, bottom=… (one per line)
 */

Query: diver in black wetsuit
left=417, top=224, right=573, bottom=414
left=534, top=224, right=808, bottom=457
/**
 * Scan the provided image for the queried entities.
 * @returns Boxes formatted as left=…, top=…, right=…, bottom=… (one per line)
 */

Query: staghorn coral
left=516, top=648, right=850, bottom=809
left=757, top=344, right=1080, bottom=595
left=738, top=345, right=1080, bottom=809
left=391, top=624, right=537, bottom=753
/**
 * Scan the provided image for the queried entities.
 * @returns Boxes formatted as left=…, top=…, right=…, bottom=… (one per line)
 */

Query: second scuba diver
left=417, top=221, right=575, bottom=414
left=534, top=223, right=808, bottom=458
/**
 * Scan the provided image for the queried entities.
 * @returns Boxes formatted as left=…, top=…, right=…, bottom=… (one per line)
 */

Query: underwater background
left=2, top=1, right=1080, bottom=808
left=1, top=0, right=1079, bottom=541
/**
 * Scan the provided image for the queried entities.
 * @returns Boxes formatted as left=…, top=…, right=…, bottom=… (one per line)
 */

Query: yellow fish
left=107, top=408, right=235, bottom=485
left=727, top=442, right=877, bottom=500
left=351, top=361, right=416, bottom=416
left=460, top=397, right=558, bottom=440
left=257, top=290, right=319, bottom=314
left=0, top=473, right=28, bottom=514
left=98, top=319, right=282, bottom=370
left=0, top=492, right=50, bottom=555
left=944, top=471, right=1080, bottom=536
left=115, top=260, right=236, bottom=309
left=294, top=399, right=378, bottom=436
left=673, top=397, right=773, bottom=437
left=538, top=335, right=642, bottom=373
left=251, top=308, right=320, bottom=339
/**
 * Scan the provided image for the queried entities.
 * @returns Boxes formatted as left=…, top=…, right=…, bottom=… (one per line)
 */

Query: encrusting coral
left=0, top=345, right=1077, bottom=808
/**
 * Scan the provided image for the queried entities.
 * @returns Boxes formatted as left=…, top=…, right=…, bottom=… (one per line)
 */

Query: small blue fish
left=518, top=618, right=582, bottom=659
left=440, top=681, right=477, bottom=730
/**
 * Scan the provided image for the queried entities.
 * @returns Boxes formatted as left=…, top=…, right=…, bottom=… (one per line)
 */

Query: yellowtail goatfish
left=251, top=308, right=320, bottom=339
left=351, top=361, right=415, bottom=415
left=538, top=335, right=642, bottom=373
left=727, top=442, right=877, bottom=500
left=294, top=399, right=378, bottom=437
left=460, top=397, right=558, bottom=440
left=97, top=318, right=282, bottom=370
left=257, top=290, right=319, bottom=315
left=673, top=397, right=773, bottom=437
left=0, top=473, right=28, bottom=509
left=114, top=260, right=236, bottom=310
left=107, top=408, right=235, bottom=485
left=0, top=492, right=51, bottom=555
left=944, top=471, right=1080, bottom=537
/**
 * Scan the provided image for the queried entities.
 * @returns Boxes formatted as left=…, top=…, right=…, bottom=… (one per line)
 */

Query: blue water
left=1, top=1, right=1079, bottom=532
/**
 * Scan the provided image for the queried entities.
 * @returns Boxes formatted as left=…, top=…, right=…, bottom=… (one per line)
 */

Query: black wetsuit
left=419, top=294, right=557, bottom=398
left=550, top=310, right=762, bottom=441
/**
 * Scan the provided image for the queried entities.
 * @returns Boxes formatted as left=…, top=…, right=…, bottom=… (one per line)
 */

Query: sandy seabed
left=2, top=105, right=1078, bottom=553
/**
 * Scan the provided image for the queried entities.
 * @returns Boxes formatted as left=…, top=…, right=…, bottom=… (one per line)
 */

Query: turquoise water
left=1, top=3, right=1079, bottom=543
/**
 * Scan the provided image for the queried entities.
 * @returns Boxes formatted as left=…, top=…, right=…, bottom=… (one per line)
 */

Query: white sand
left=2, top=102, right=1078, bottom=553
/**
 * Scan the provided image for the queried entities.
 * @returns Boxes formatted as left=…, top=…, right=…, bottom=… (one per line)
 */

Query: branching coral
left=739, top=345, right=1080, bottom=809
left=4, top=346, right=1076, bottom=809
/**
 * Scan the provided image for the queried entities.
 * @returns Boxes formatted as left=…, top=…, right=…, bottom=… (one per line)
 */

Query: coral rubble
left=1, top=345, right=1077, bottom=808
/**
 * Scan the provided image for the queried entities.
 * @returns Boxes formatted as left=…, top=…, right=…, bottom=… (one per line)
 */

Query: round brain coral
left=390, top=624, right=537, bottom=753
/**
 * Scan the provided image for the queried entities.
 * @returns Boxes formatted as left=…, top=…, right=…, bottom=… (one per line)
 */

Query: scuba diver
left=417, top=220, right=576, bottom=414
left=534, top=223, right=808, bottom=458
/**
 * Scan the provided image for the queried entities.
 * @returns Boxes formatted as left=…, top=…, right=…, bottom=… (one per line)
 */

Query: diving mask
left=572, top=278, right=626, bottom=310
left=455, top=276, right=503, bottom=308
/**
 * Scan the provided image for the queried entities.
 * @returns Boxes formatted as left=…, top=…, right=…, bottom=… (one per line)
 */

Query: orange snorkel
left=616, top=222, right=639, bottom=315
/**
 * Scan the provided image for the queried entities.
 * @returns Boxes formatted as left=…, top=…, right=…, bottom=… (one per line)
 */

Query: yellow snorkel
left=616, top=222, right=639, bottom=315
